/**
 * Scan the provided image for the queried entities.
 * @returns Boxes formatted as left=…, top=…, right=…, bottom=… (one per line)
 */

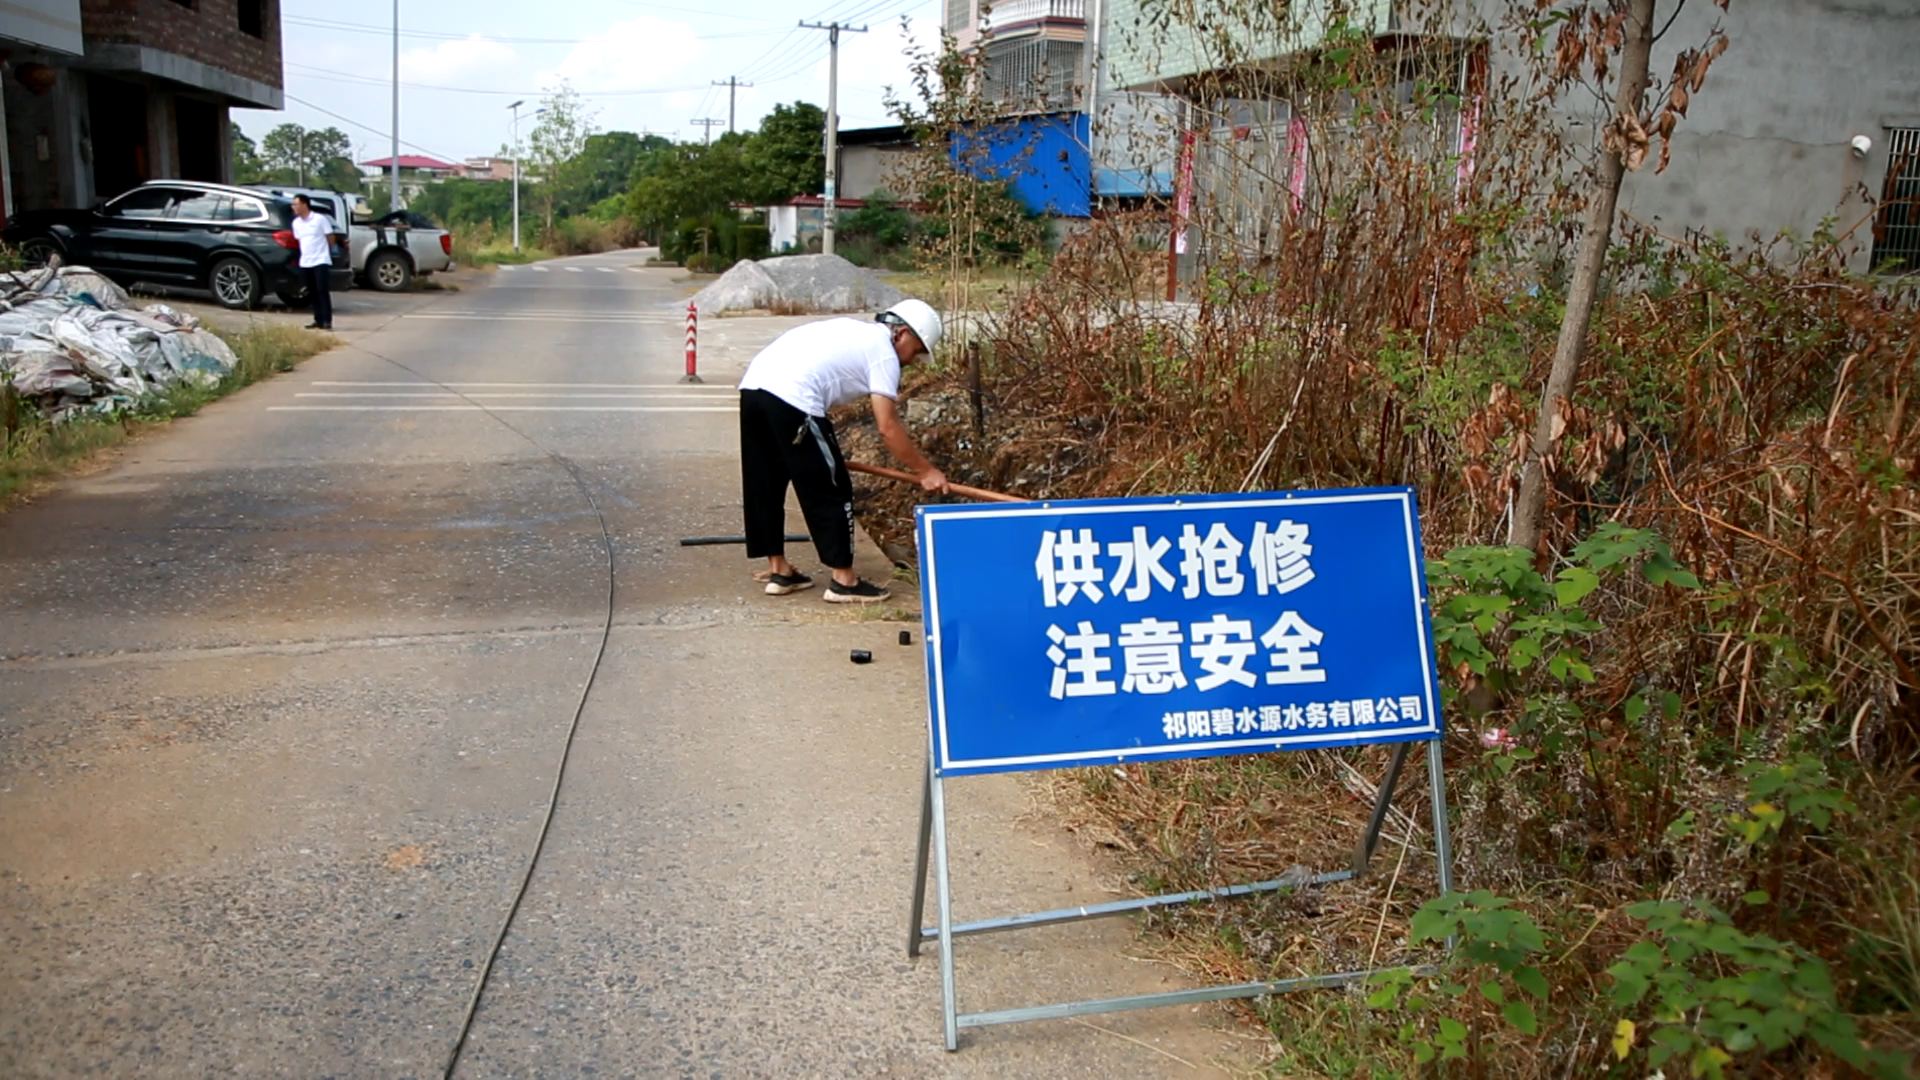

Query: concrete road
left=0, top=252, right=1251, bottom=1078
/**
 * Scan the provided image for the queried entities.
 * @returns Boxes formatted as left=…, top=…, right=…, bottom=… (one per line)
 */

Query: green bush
left=736, top=223, right=770, bottom=261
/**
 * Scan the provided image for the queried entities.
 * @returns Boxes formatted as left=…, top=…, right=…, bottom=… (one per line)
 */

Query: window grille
left=945, top=0, right=972, bottom=33
left=983, top=38, right=1083, bottom=111
left=1871, top=127, right=1920, bottom=275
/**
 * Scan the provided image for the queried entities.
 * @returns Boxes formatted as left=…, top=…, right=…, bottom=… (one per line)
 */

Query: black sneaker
left=824, top=578, right=890, bottom=604
left=764, top=571, right=814, bottom=596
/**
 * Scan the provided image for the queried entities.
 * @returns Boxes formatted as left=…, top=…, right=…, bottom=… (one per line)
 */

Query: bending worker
left=737, top=299, right=950, bottom=604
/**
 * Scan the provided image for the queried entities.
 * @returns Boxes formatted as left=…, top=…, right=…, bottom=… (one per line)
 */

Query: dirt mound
left=691, top=254, right=904, bottom=315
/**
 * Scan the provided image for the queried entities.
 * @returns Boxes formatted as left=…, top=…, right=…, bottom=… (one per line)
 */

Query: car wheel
left=208, top=257, right=262, bottom=310
left=367, top=250, right=413, bottom=292
left=19, top=237, right=64, bottom=269
left=276, top=289, right=312, bottom=309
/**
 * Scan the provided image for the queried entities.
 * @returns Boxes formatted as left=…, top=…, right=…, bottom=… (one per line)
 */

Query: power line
left=286, top=62, right=707, bottom=98
left=281, top=92, right=466, bottom=167
left=283, top=14, right=788, bottom=44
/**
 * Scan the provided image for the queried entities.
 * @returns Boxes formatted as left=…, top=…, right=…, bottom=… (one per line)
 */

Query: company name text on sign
left=917, top=488, right=1443, bottom=776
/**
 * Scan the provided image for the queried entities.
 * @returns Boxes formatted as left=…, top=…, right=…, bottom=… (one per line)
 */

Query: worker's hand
left=919, top=468, right=950, bottom=495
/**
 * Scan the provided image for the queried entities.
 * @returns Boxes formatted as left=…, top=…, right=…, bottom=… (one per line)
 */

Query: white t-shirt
left=291, top=212, right=334, bottom=268
left=738, top=318, right=900, bottom=416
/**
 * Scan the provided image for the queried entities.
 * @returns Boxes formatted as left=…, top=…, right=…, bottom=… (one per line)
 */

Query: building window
left=1871, top=127, right=1920, bottom=275
left=239, top=0, right=265, bottom=38
left=944, top=0, right=972, bottom=33
left=983, top=38, right=1083, bottom=111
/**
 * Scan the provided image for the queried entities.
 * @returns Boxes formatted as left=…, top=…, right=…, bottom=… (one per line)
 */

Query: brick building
left=1, top=0, right=283, bottom=221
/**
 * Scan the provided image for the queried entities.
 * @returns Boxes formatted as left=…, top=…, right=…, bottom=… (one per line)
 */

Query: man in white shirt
left=738, top=299, right=950, bottom=604
left=289, top=195, right=335, bottom=330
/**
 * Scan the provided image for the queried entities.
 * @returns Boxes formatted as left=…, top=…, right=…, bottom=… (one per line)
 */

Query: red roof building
left=358, top=155, right=461, bottom=172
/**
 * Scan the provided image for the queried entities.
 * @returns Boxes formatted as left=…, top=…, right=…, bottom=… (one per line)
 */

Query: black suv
left=1, top=180, right=353, bottom=309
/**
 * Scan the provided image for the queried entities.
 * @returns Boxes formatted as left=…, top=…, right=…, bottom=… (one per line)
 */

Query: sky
left=242, top=0, right=943, bottom=167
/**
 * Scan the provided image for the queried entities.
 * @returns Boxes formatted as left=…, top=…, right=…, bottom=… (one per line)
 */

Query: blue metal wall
left=951, top=113, right=1092, bottom=219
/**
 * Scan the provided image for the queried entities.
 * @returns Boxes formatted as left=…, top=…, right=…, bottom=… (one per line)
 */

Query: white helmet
left=879, top=298, right=942, bottom=355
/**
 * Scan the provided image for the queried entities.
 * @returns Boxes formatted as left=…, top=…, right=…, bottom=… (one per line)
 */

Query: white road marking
left=498, top=264, right=517, bottom=271
left=400, top=313, right=680, bottom=323
left=309, top=381, right=736, bottom=390
left=565, top=266, right=584, bottom=273
left=531, top=266, right=550, bottom=272
left=409, top=309, right=684, bottom=317
left=296, top=392, right=727, bottom=399
left=596, top=267, right=616, bottom=273
left=269, top=405, right=735, bottom=413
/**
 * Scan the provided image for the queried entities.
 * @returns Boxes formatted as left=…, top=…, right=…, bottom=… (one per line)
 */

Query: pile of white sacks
left=0, top=266, right=237, bottom=420
left=689, top=253, right=906, bottom=315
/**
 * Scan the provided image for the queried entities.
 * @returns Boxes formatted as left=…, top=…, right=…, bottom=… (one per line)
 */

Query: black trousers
left=302, top=264, right=332, bottom=328
left=739, top=388, right=854, bottom=569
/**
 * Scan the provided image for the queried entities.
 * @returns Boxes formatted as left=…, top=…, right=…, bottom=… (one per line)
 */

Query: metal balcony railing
left=983, top=0, right=1085, bottom=27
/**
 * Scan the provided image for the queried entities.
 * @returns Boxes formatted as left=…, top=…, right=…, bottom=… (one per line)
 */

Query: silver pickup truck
left=246, top=185, right=455, bottom=292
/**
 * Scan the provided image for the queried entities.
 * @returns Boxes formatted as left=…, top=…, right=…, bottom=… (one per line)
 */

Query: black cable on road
left=331, top=334, right=619, bottom=1080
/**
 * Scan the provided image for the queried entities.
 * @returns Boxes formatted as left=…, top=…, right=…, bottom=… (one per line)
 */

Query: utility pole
left=798, top=19, right=865, bottom=257
left=713, top=76, right=753, bottom=134
left=297, top=128, right=306, bottom=186
left=508, top=99, right=524, bottom=253
left=691, top=117, right=724, bottom=144
left=389, top=0, right=400, bottom=211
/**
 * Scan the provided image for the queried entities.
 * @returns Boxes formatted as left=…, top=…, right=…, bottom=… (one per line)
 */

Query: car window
left=221, top=197, right=269, bottom=222
left=108, top=188, right=183, bottom=219
left=173, top=193, right=231, bottom=221
left=308, top=197, right=340, bottom=223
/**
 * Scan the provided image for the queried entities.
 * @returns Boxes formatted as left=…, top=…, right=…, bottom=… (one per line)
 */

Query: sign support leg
left=1350, top=742, right=1413, bottom=876
left=907, top=758, right=934, bottom=958
left=929, top=767, right=959, bottom=1051
left=1426, top=738, right=1455, bottom=894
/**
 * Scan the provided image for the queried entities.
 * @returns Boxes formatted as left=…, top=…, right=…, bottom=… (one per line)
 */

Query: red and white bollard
left=681, top=301, right=702, bottom=384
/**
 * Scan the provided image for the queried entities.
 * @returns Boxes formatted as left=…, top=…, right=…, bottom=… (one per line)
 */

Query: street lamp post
left=508, top=100, right=524, bottom=253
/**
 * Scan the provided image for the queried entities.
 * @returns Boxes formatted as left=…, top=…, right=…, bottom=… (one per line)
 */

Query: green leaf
left=1554, top=566, right=1600, bottom=606
left=1513, top=964, right=1550, bottom=1000
left=1666, top=811, right=1697, bottom=840
left=1624, top=694, right=1649, bottom=726
left=1437, top=1017, right=1468, bottom=1043
left=1413, top=1041, right=1436, bottom=1065
left=1742, top=890, right=1770, bottom=906
left=1479, top=980, right=1505, bottom=1005
left=1503, top=999, right=1539, bottom=1035
left=1366, top=985, right=1400, bottom=1009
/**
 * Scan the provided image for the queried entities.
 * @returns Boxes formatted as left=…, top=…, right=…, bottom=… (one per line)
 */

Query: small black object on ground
left=850, top=649, right=873, bottom=664
left=898, top=630, right=912, bottom=646
left=678, top=533, right=810, bottom=547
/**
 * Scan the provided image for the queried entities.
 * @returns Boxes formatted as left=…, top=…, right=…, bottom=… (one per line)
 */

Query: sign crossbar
left=908, top=738, right=1452, bottom=1047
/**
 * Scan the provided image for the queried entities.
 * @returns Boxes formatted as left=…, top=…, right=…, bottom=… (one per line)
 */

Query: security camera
left=1851, top=134, right=1873, bottom=158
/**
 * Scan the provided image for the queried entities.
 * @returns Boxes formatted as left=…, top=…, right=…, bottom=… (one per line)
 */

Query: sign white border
left=920, top=489, right=1441, bottom=776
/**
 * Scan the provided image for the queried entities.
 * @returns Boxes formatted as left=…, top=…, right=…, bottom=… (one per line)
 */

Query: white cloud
left=401, top=36, right=521, bottom=85
left=541, top=17, right=708, bottom=93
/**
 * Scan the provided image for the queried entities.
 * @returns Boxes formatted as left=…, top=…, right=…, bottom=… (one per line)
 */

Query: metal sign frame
left=904, top=490, right=1457, bottom=1049
left=906, top=738, right=1453, bottom=1049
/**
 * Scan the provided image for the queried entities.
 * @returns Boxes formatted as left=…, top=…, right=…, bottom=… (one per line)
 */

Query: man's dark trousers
left=739, top=387, right=855, bottom=569
left=302, top=263, right=333, bottom=329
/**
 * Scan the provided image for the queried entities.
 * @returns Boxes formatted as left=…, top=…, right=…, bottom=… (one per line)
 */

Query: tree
left=569, top=131, right=645, bottom=210
left=626, top=135, right=749, bottom=243
left=260, top=124, right=353, bottom=187
left=231, top=124, right=265, bottom=183
left=1508, top=0, right=1732, bottom=552
left=740, top=102, right=826, bottom=205
left=527, top=82, right=596, bottom=235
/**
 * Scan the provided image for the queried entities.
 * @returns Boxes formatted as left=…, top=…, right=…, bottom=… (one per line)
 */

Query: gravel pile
left=690, top=254, right=904, bottom=315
